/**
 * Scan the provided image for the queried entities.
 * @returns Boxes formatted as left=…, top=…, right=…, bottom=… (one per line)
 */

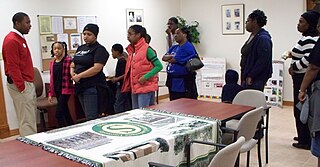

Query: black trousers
left=55, top=92, right=73, bottom=127
left=167, top=73, right=198, bottom=101
left=292, top=73, right=311, bottom=145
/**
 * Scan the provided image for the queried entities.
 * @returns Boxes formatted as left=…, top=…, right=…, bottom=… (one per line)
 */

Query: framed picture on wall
left=221, top=4, right=245, bottom=35
left=306, top=0, right=320, bottom=12
left=126, top=9, right=144, bottom=30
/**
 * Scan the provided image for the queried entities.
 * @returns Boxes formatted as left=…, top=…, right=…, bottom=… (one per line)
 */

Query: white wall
left=0, top=0, right=306, bottom=130
left=180, top=0, right=304, bottom=102
left=0, top=0, right=180, bottom=130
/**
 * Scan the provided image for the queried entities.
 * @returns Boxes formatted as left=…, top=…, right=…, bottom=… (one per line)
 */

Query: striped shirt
left=291, top=36, right=319, bottom=73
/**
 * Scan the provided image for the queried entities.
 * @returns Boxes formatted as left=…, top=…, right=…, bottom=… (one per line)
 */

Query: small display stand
left=264, top=60, right=284, bottom=107
left=196, top=57, right=226, bottom=99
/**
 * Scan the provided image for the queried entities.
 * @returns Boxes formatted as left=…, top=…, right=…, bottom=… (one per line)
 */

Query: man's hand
left=165, top=28, right=171, bottom=35
left=246, top=77, right=253, bottom=85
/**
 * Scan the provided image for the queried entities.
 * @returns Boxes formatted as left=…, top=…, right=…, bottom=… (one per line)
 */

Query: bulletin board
left=37, top=15, right=97, bottom=71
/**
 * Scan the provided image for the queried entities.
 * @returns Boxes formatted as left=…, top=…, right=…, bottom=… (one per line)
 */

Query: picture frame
left=221, top=4, right=245, bottom=35
left=306, top=0, right=320, bottom=12
left=126, top=9, right=144, bottom=30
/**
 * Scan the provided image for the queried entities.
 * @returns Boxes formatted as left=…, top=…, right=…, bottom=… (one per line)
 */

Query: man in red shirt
left=2, top=12, right=36, bottom=136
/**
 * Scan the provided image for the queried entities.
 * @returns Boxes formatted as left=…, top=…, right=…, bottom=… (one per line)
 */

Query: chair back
left=232, top=89, right=268, bottom=109
left=237, top=107, right=264, bottom=141
left=33, top=67, right=43, bottom=98
left=209, top=136, right=245, bottom=167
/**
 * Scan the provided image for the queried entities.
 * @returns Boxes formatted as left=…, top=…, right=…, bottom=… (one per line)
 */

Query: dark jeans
left=55, top=92, right=73, bottom=127
left=78, top=87, right=99, bottom=120
left=242, top=79, right=266, bottom=91
left=114, top=84, right=132, bottom=113
left=292, top=73, right=311, bottom=145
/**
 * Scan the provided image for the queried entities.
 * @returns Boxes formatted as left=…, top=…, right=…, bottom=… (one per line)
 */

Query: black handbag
left=185, top=55, right=204, bottom=71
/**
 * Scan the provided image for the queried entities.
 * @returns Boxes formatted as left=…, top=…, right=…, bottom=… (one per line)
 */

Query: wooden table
left=0, top=140, right=85, bottom=167
left=149, top=98, right=255, bottom=123
left=0, top=98, right=253, bottom=167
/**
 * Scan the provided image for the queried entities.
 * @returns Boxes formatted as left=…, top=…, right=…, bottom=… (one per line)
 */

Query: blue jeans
left=114, top=85, right=131, bottom=113
left=132, top=92, right=155, bottom=109
left=312, top=131, right=320, bottom=157
left=78, top=87, right=99, bottom=120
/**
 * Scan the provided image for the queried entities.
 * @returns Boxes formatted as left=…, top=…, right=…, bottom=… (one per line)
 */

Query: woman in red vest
left=122, top=25, right=163, bottom=109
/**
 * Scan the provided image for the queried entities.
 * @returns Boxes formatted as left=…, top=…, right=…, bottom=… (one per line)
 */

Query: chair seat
left=240, top=139, right=257, bottom=153
left=225, top=117, right=259, bottom=152
left=37, top=97, right=57, bottom=110
left=226, top=119, right=239, bottom=130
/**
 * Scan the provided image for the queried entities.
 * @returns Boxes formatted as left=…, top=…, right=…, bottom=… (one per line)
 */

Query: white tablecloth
left=18, top=108, right=219, bottom=167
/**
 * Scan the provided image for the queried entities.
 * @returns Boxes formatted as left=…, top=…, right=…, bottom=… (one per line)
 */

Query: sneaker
left=292, top=143, right=310, bottom=150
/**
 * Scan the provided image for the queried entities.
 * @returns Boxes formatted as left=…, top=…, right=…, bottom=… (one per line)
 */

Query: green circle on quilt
left=92, top=122, right=152, bottom=136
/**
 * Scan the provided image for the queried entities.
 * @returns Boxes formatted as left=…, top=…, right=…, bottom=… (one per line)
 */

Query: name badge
left=23, top=43, right=26, bottom=48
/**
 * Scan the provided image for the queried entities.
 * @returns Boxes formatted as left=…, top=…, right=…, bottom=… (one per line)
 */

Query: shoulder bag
left=185, top=54, right=204, bottom=71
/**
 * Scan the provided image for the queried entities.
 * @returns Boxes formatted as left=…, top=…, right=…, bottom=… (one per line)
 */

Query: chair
left=156, top=71, right=167, bottom=104
left=232, top=89, right=271, bottom=164
left=33, top=67, right=57, bottom=132
left=223, top=107, right=264, bottom=167
left=148, top=136, right=246, bottom=167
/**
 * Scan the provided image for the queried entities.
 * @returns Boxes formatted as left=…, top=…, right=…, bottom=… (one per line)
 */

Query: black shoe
left=292, top=143, right=310, bottom=150
left=293, top=137, right=298, bottom=141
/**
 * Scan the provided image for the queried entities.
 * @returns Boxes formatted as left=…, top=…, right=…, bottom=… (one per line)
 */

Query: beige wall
left=180, top=0, right=304, bottom=102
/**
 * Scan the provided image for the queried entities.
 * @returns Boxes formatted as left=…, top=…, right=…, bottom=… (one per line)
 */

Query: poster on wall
left=51, top=16, right=63, bottom=34
left=64, top=17, right=77, bottom=30
left=126, top=9, right=144, bottom=29
left=77, top=16, right=97, bottom=33
left=57, top=34, right=69, bottom=47
left=40, top=34, right=55, bottom=59
left=70, top=33, right=81, bottom=50
left=39, top=15, right=52, bottom=34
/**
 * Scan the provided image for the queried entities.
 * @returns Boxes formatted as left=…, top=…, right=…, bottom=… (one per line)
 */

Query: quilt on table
left=18, top=108, right=219, bottom=167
